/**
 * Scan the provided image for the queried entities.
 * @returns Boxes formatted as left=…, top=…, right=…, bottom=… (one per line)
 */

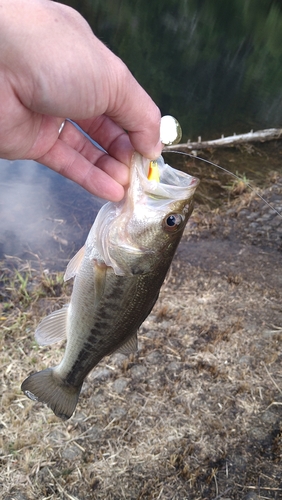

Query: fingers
left=10, top=2, right=162, bottom=162
left=36, top=124, right=130, bottom=201
left=0, top=0, right=163, bottom=194
left=104, top=60, right=163, bottom=160
left=75, top=116, right=134, bottom=167
left=59, top=119, right=130, bottom=184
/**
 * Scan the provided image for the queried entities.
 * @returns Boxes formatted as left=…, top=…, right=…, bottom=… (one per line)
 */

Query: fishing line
left=165, top=149, right=282, bottom=218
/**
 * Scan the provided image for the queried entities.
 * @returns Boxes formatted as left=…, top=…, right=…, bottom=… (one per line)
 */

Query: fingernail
left=151, top=139, right=163, bottom=160
left=58, top=120, right=66, bottom=136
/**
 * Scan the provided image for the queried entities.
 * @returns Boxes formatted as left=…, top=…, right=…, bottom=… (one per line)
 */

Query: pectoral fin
left=35, top=304, right=69, bottom=345
left=64, top=245, right=85, bottom=281
left=93, top=261, right=108, bottom=307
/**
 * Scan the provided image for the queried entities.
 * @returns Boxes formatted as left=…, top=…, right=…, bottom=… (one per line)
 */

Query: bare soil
left=1, top=177, right=282, bottom=500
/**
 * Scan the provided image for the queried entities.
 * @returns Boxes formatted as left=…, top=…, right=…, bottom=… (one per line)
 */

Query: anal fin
left=117, top=332, right=138, bottom=356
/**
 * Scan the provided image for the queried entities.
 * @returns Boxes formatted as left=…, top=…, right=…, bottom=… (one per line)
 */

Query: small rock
left=85, top=425, right=102, bottom=439
left=270, top=215, right=282, bottom=227
left=111, top=352, right=128, bottom=366
left=158, top=320, right=171, bottom=329
left=89, top=390, right=106, bottom=406
left=109, top=407, right=127, bottom=420
left=248, top=425, right=269, bottom=441
left=167, top=361, right=182, bottom=373
left=112, top=377, right=129, bottom=394
left=144, top=330, right=158, bottom=339
left=36, top=466, right=50, bottom=483
left=256, top=214, right=272, bottom=222
left=243, top=492, right=259, bottom=500
left=260, top=410, right=277, bottom=425
left=47, top=430, right=67, bottom=443
left=61, top=444, right=83, bottom=460
left=238, top=209, right=251, bottom=217
left=130, top=364, right=147, bottom=380
left=4, top=492, right=29, bottom=500
left=262, top=329, right=280, bottom=339
left=246, top=212, right=259, bottom=221
left=92, top=368, right=112, bottom=381
left=146, top=350, right=163, bottom=364
left=72, top=412, right=87, bottom=422
left=238, top=355, right=253, bottom=366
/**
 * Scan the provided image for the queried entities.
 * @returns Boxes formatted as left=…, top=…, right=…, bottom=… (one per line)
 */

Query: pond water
left=1, top=0, right=282, bottom=267
left=0, top=159, right=104, bottom=269
left=66, top=0, right=282, bottom=139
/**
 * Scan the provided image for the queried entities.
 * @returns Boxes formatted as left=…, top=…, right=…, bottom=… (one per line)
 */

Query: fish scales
left=63, top=250, right=179, bottom=387
left=21, top=152, right=199, bottom=420
left=65, top=275, right=158, bottom=386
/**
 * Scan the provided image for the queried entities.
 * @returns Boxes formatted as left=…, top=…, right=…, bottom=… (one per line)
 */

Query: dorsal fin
left=64, top=245, right=85, bottom=281
left=35, top=305, right=69, bottom=345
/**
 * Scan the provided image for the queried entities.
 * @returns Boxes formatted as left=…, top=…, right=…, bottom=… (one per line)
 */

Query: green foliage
left=224, top=171, right=250, bottom=196
left=1, top=267, right=66, bottom=312
left=56, top=0, right=282, bottom=137
left=7, top=269, right=33, bottom=308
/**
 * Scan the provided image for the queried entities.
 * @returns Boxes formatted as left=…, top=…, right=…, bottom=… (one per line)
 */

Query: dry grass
left=1, top=180, right=282, bottom=500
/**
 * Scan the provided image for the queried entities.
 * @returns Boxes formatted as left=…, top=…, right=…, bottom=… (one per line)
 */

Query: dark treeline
left=56, top=0, right=282, bottom=139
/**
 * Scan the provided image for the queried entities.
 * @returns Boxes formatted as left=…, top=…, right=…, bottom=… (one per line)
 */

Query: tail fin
left=21, top=368, right=81, bottom=420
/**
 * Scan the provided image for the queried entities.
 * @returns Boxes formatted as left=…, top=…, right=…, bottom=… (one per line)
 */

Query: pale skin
left=0, top=0, right=162, bottom=201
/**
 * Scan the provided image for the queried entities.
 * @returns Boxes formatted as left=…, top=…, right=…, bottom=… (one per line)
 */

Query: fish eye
left=163, top=213, right=183, bottom=232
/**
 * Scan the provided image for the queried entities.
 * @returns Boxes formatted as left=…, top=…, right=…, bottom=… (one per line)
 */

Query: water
left=0, top=159, right=103, bottom=269
left=1, top=0, right=282, bottom=266
left=65, top=0, right=282, bottom=139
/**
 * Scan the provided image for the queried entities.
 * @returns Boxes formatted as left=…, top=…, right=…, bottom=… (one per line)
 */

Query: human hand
left=0, top=0, right=162, bottom=201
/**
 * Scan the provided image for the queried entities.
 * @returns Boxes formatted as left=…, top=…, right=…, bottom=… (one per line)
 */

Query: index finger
left=104, top=60, right=162, bottom=160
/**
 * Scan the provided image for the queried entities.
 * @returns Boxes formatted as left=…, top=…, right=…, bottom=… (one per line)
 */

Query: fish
left=21, top=152, right=199, bottom=420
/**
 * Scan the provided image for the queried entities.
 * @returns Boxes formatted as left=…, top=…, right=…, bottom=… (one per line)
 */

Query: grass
left=224, top=171, right=250, bottom=196
left=1, top=177, right=282, bottom=499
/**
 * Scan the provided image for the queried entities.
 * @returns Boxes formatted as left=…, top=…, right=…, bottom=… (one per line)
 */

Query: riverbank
left=1, top=176, right=282, bottom=499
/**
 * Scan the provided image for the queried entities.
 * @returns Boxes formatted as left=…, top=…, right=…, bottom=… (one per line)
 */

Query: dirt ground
left=1, top=175, right=282, bottom=500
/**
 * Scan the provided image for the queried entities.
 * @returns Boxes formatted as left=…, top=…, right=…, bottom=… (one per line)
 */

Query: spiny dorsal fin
left=35, top=305, right=69, bottom=345
left=64, top=245, right=85, bottom=282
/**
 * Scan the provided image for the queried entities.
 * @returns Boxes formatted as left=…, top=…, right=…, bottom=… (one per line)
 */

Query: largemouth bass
left=21, top=152, right=199, bottom=420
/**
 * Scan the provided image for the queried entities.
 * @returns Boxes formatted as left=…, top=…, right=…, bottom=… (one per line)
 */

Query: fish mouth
left=129, top=153, right=199, bottom=214
left=90, top=153, right=199, bottom=276
left=135, top=153, right=199, bottom=201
